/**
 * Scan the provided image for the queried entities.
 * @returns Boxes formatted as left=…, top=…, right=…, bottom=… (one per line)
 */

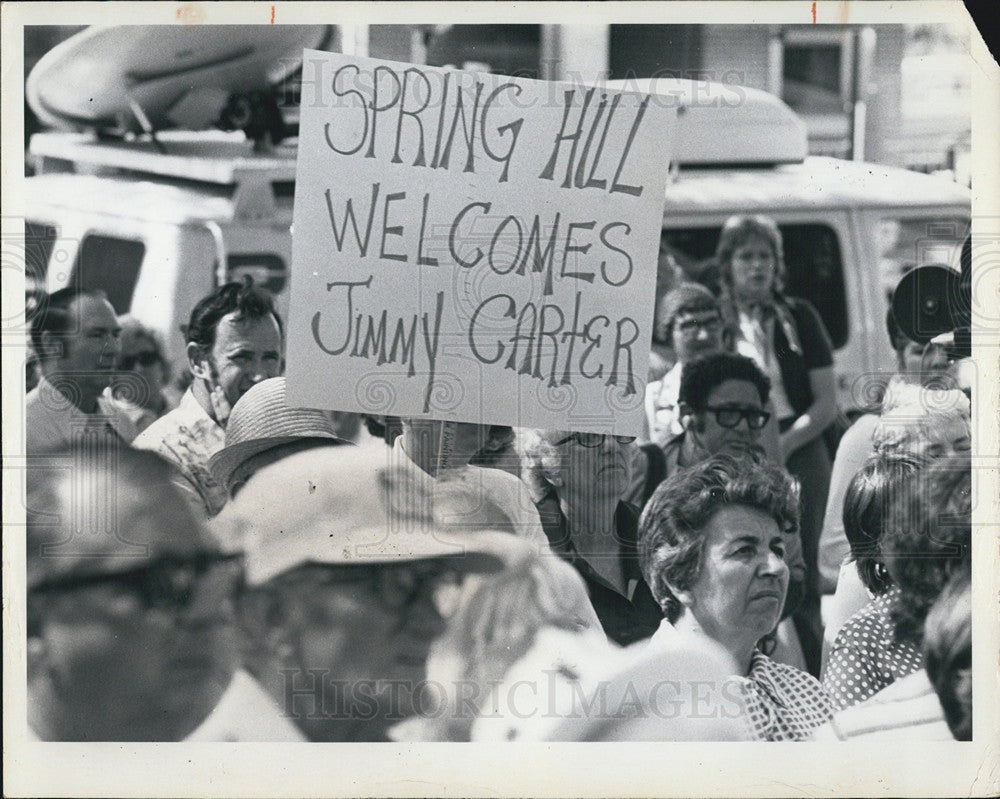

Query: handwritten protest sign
left=287, top=51, right=675, bottom=433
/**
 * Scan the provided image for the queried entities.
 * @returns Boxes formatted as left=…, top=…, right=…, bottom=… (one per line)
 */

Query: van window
left=24, top=219, right=57, bottom=311
left=876, top=216, right=968, bottom=302
left=660, top=223, right=849, bottom=348
left=71, top=234, right=145, bottom=314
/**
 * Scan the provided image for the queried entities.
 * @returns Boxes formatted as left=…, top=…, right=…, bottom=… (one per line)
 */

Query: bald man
left=26, top=447, right=241, bottom=741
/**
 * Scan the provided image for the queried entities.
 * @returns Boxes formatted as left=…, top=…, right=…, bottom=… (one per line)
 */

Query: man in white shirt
left=133, top=280, right=283, bottom=518
left=26, top=288, right=137, bottom=453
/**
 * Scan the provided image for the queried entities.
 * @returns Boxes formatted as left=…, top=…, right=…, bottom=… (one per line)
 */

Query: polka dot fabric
left=738, top=651, right=834, bottom=741
left=822, top=588, right=923, bottom=711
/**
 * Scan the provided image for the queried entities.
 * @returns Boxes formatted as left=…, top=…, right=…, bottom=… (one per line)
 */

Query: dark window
left=70, top=234, right=145, bottom=314
left=425, top=25, right=541, bottom=78
left=227, top=253, right=286, bottom=295
left=660, top=223, right=849, bottom=348
left=24, top=220, right=57, bottom=287
left=24, top=220, right=57, bottom=320
left=783, top=44, right=844, bottom=114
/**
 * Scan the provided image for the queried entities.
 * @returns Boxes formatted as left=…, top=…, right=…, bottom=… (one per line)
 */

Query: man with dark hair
left=26, top=448, right=241, bottom=741
left=26, top=287, right=138, bottom=452
left=670, top=351, right=773, bottom=469
left=133, top=280, right=283, bottom=518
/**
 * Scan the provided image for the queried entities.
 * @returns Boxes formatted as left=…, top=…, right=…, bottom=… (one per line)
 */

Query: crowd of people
left=23, top=213, right=973, bottom=742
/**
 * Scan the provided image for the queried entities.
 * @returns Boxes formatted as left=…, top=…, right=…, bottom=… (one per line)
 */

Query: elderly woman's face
left=682, top=505, right=788, bottom=649
left=548, top=432, right=633, bottom=509
left=911, top=417, right=972, bottom=459
left=730, top=235, right=777, bottom=301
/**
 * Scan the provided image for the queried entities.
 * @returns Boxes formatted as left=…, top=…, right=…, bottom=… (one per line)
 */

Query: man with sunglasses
left=26, top=448, right=242, bottom=741
left=672, top=352, right=772, bottom=466
left=207, top=443, right=515, bottom=741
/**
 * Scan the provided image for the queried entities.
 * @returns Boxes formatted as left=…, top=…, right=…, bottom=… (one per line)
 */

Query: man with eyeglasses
left=205, top=443, right=515, bottom=741
left=669, top=352, right=773, bottom=467
left=26, top=287, right=138, bottom=454
left=644, top=283, right=727, bottom=447
left=26, top=448, right=241, bottom=741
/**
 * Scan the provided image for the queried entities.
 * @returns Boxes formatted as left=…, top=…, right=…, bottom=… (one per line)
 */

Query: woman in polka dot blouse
left=823, top=452, right=969, bottom=711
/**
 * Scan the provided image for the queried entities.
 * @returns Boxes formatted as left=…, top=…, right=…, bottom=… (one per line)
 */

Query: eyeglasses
left=119, top=350, right=160, bottom=370
left=376, top=560, right=462, bottom=610
left=675, top=315, right=723, bottom=337
left=311, top=560, right=462, bottom=611
left=699, top=405, right=771, bottom=430
left=30, top=552, right=244, bottom=616
left=553, top=432, right=637, bottom=447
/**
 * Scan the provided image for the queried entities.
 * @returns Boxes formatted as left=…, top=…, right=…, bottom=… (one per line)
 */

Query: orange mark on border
left=271, top=5, right=275, bottom=23
left=812, top=2, right=817, bottom=23
left=176, top=3, right=206, bottom=25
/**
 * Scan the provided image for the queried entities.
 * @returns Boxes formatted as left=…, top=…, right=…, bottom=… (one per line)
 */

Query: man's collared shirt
left=26, top=376, right=138, bottom=454
left=645, top=361, right=684, bottom=447
left=132, top=387, right=227, bottom=518
left=185, top=670, right=307, bottom=742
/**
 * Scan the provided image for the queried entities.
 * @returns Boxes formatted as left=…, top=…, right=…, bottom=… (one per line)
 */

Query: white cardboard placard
left=287, top=51, right=675, bottom=434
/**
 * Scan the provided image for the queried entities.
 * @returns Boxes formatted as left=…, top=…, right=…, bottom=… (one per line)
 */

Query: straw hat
left=208, top=377, right=347, bottom=493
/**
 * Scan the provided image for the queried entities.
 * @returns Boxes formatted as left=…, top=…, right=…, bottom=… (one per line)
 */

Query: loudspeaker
left=891, top=264, right=961, bottom=345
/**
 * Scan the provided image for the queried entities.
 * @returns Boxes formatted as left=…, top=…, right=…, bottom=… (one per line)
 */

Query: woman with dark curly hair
left=821, top=451, right=930, bottom=708
left=639, top=453, right=833, bottom=740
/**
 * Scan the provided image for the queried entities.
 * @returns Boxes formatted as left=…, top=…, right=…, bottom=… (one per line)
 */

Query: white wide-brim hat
left=211, top=441, right=522, bottom=585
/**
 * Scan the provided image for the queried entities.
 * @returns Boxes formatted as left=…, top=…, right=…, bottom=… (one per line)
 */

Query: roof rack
left=29, top=130, right=299, bottom=219
left=30, top=130, right=297, bottom=184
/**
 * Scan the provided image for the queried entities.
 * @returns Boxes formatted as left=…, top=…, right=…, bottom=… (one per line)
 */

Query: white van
left=25, top=130, right=297, bottom=371
left=25, top=77, right=970, bottom=412
left=610, top=77, right=971, bottom=410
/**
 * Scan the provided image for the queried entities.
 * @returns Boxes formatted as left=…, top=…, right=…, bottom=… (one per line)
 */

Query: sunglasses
left=30, top=552, right=244, bottom=616
left=119, top=350, right=161, bottom=370
left=553, top=432, right=637, bottom=448
left=699, top=405, right=771, bottom=430
left=310, top=560, right=462, bottom=611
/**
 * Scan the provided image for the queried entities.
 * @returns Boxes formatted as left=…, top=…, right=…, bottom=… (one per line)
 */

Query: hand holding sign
left=287, top=52, right=675, bottom=434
